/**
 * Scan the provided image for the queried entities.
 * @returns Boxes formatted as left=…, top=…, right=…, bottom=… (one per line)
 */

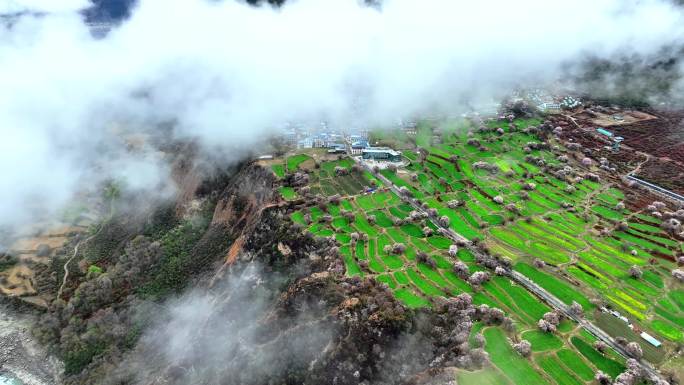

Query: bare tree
left=543, top=311, right=561, bottom=325
left=473, top=333, right=485, bottom=348
left=513, top=340, right=531, bottom=357
left=391, top=243, right=406, bottom=255
left=452, top=261, right=469, bottom=279
left=673, top=269, right=684, bottom=283
left=594, top=340, right=607, bottom=353
left=398, top=186, right=413, bottom=197
left=439, top=215, right=450, bottom=227
left=661, top=218, right=682, bottom=235
left=595, top=371, right=612, bottom=385
left=448, top=245, right=458, bottom=257
left=533, top=258, right=545, bottom=269
left=625, top=342, right=643, bottom=359
left=569, top=301, right=583, bottom=317
left=538, top=319, right=556, bottom=333
left=468, top=271, right=490, bottom=287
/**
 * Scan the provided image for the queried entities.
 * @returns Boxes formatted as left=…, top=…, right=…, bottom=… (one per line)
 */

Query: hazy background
left=2, top=0, right=684, bottom=231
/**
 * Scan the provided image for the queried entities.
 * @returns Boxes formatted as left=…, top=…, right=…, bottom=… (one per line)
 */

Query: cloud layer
left=2, top=0, right=684, bottom=228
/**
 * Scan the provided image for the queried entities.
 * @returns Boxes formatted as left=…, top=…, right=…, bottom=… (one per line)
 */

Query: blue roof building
left=640, top=332, right=662, bottom=347
left=597, top=128, right=613, bottom=137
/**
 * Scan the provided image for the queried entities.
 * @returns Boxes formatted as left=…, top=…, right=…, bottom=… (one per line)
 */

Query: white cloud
left=1, top=0, right=684, bottom=228
left=0, top=0, right=89, bottom=14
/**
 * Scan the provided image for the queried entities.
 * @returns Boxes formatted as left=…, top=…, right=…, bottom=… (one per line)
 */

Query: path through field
left=353, top=156, right=666, bottom=383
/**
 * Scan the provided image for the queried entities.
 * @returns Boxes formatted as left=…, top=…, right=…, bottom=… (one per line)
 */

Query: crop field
left=278, top=172, right=616, bottom=384
left=368, top=117, right=683, bottom=349
left=280, top=156, right=559, bottom=321
left=274, top=114, right=683, bottom=383
left=479, top=324, right=625, bottom=385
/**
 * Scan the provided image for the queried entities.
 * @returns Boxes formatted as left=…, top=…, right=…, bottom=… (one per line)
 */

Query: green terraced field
left=456, top=369, right=512, bottom=385
left=571, top=337, right=624, bottom=378
left=277, top=114, right=684, bottom=383
left=279, top=186, right=296, bottom=200
left=556, top=349, right=595, bottom=381
left=521, top=330, right=563, bottom=352
left=286, top=153, right=312, bottom=171
left=484, top=328, right=547, bottom=384
left=271, top=163, right=285, bottom=178
left=535, top=355, right=584, bottom=385
left=515, top=263, right=593, bottom=310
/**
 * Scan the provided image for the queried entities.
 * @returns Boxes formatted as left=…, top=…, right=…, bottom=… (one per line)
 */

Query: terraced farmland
left=368, top=117, right=683, bottom=350
left=272, top=115, right=683, bottom=384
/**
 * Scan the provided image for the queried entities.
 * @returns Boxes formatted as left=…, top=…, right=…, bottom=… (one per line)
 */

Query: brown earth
left=1, top=225, right=87, bottom=305
left=561, top=108, right=684, bottom=195
left=573, top=107, right=657, bottom=127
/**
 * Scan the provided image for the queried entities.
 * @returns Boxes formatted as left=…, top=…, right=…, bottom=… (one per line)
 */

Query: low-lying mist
left=105, top=262, right=338, bottom=385
left=2, top=0, right=684, bottom=230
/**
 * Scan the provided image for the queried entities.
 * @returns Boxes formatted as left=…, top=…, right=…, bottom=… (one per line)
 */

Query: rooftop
left=362, top=147, right=401, bottom=156
left=640, top=332, right=662, bottom=347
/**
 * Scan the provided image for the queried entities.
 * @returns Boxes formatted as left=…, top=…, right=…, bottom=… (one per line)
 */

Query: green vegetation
left=535, top=355, right=583, bottom=385
left=278, top=114, right=684, bottom=383
left=571, top=337, right=624, bottom=378
left=456, top=369, right=512, bottom=385
left=286, top=154, right=312, bottom=171
left=394, top=288, right=430, bottom=308
left=271, top=163, right=285, bottom=178
left=484, top=328, right=547, bottom=384
left=556, top=349, right=595, bottom=381
left=515, top=263, right=592, bottom=310
left=521, top=330, right=563, bottom=352
left=279, top=186, right=297, bottom=200
left=139, top=218, right=214, bottom=299
left=651, top=319, right=683, bottom=341
left=64, top=341, right=107, bottom=375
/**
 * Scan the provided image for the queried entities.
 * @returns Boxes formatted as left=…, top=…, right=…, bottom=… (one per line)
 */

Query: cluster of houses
left=277, top=121, right=404, bottom=165
left=525, top=89, right=582, bottom=112
left=280, top=121, right=370, bottom=153
left=599, top=307, right=662, bottom=347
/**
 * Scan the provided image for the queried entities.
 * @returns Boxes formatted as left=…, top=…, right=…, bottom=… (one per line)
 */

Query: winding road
left=352, top=155, right=666, bottom=383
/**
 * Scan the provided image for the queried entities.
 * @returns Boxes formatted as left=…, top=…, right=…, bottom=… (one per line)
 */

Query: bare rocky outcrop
left=0, top=304, right=62, bottom=385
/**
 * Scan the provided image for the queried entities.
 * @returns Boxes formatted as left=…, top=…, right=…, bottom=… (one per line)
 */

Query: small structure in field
left=596, top=127, right=624, bottom=151
left=640, top=332, right=661, bottom=348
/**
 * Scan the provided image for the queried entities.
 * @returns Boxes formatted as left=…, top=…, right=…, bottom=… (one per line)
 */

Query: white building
left=538, top=102, right=561, bottom=112
left=640, top=332, right=662, bottom=347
